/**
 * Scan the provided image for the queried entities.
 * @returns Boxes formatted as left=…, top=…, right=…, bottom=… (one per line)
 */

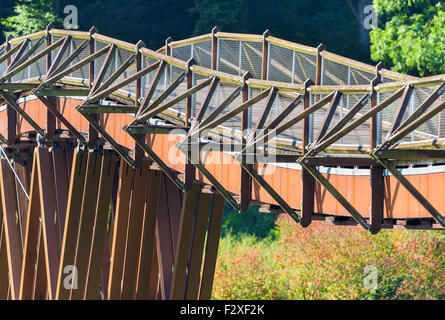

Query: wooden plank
left=121, top=159, right=150, bottom=299
left=13, top=157, right=30, bottom=245
left=36, top=147, right=60, bottom=299
left=156, top=175, right=175, bottom=299
left=84, top=151, right=117, bottom=299
left=100, top=232, right=111, bottom=299
left=56, top=149, right=88, bottom=300
left=240, top=83, right=251, bottom=213
left=199, top=194, right=225, bottom=300
left=0, top=225, right=10, bottom=299
left=33, top=230, right=48, bottom=300
left=170, top=183, right=200, bottom=300
left=136, top=169, right=162, bottom=300
left=185, top=192, right=212, bottom=299
left=71, top=150, right=102, bottom=299
left=302, top=80, right=315, bottom=227
left=166, top=175, right=183, bottom=258
left=19, top=153, right=41, bottom=299
left=147, top=240, right=159, bottom=300
left=108, top=160, right=133, bottom=299
left=370, top=166, right=383, bottom=234
left=0, top=159, right=22, bottom=299
left=52, top=148, right=69, bottom=247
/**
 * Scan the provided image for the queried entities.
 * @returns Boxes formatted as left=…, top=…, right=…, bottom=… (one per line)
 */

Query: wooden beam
left=198, top=194, right=225, bottom=300
left=108, top=160, right=133, bottom=300
left=136, top=169, right=162, bottom=299
left=185, top=192, right=212, bottom=299
left=56, top=148, right=88, bottom=300
left=36, top=147, right=60, bottom=299
left=71, top=150, right=102, bottom=299
left=0, top=159, right=22, bottom=299
left=84, top=151, right=117, bottom=299
left=170, top=183, right=200, bottom=300
left=121, top=159, right=150, bottom=299
left=19, top=152, right=41, bottom=299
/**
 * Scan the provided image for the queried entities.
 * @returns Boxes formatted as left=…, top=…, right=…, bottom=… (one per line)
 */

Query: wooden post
left=370, top=62, right=384, bottom=234
left=46, top=24, right=56, bottom=141
left=88, top=27, right=98, bottom=148
left=261, top=30, right=270, bottom=80
left=185, top=58, right=196, bottom=191
left=301, top=79, right=315, bottom=227
left=5, top=35, right=16, bottom=145
left=240, top=72, right=252, bottom=212
left=315, top=44, right=324, bottom=86
left=211, top=26, right=219, bottom=70
left=134, top=40, right=145, bottom=168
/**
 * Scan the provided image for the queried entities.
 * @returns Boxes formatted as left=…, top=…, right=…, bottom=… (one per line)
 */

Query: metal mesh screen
left=71, top=38, right=90, bottom=81
left=217, top=39, right=241, bottom=76
left=322, top=58, right=349, bottom=85
left=268, top=44, right=293, bottom=83
left=240, top=41, right=262, bottom=79
left=193, top=40, right=212, bottom=69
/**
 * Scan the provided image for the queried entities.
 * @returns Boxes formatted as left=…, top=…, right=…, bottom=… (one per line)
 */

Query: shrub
left=213, top=214, right=445, bottom=300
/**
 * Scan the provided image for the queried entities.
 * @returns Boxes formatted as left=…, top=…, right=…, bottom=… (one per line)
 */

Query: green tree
left=370, top=0, right=445, bottom=76
left=1, top=0, right=61, bottom=38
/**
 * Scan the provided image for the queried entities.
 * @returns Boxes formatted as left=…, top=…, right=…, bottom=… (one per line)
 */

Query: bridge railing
left=1, top=28, right=445, bottom=151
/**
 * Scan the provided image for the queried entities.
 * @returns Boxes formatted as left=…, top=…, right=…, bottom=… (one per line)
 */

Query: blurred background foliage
left=0, top=0, right=373, bottom=63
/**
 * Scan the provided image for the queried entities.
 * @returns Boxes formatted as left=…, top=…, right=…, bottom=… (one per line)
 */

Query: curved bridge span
left=0, top=26, right=444, bottom=300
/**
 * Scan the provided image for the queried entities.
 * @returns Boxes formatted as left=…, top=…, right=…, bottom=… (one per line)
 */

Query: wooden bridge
left=0, top=25, right=444, bottom=300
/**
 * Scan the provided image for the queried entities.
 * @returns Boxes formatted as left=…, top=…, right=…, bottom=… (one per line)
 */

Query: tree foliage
left=370, top=0, right=445, bottom=76
left=0, top=0, right=371, bottom=63
left=1, top=0, right=62, bottom=37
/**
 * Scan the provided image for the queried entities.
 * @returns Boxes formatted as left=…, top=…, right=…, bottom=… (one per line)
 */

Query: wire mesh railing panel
left=193, top=40, right=212, bottom=69
left=71, top=38, right=90, bottom=82
left=322, top=57, right=349, bottom=86
left=275, top=93, right=304, bottom=144
left=171, top=44, right=192, bottom=62
left=217, top=39, right=241, bottom=76
left=141, top=55, right=158, bottom=98
left=11, top=41, right=32, bottom=83
left=111, top=47, right=135, bottom=97
left=293, top=51, right=316, bottom=84
left=412, top=86, right=441, bottom=140
left=338, top=93, right=372, bottom=146
left=267, top=44, right=293, bottom=83
left=240, top=41, right=262, bottom=80
left=349, top=66, right=374, bottom=85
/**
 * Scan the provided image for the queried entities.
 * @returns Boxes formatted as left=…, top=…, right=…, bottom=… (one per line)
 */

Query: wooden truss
left=0, top=26, right=444, bottom=300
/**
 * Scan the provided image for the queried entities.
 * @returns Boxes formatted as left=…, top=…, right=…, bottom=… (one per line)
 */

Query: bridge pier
left=0, top=143, right=225, bottom=300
